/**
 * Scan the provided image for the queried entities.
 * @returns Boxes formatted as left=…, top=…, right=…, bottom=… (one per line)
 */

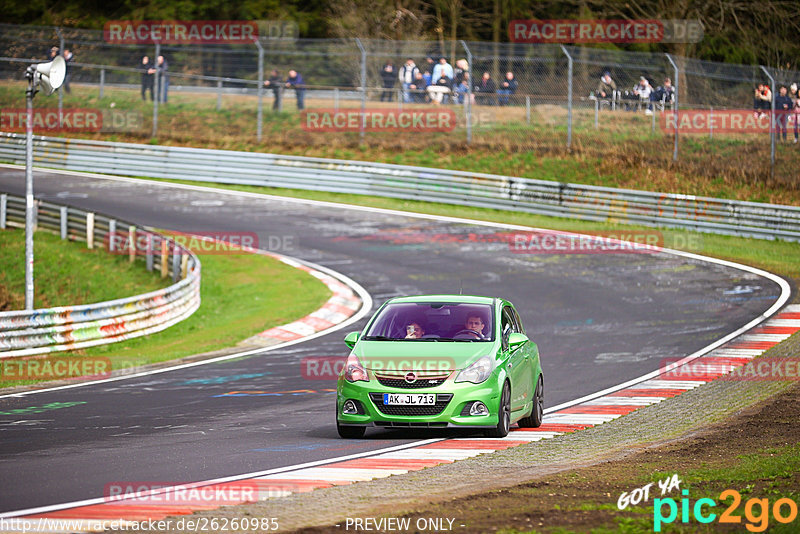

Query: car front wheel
left=486, top=382, right=511, bottom=438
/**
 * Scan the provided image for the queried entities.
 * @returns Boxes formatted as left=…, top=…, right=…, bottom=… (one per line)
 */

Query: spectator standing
left=497, top=71, right=518, bottom=106
left=474, top=72, right=496, bottom=105
left=774, top=86, right=793, bottom=142
left=156, top=55, right=168, bottom=103
left=432, top=57, right=454, bottom=82
left=754, top=83, right=772, bottom=117
left=409, top=71, right=427, bottom=103
left=264, top=69, right=282, bottom=110
left=140, top=55, right=154, bottom=101
left=596, top=71, right=616, bottom=99
left=398, top=59, right=419, bottom=103
left=285, top=69, right=305, bottom=110
left=633, top=76, right=652, bottom=113
left=380, top=62, right=396, bottom=102
left=61, top=48, right=74, bottom=93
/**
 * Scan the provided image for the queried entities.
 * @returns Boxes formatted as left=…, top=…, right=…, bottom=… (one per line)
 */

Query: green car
left=336, top=295, right=544, bottom=438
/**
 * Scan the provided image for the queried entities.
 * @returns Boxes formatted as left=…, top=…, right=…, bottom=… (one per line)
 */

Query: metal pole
left=594, top=99, right=599, bottom=128
left=760, top=65, right=775, bottom=181
left=461, top=40, right=472, bottom=145
left=60, top=206, right=67, bottom=239
left=24, top=75, right=35, bottom=310
left=334, top=88, right=339, bottom=111
left=255, top=39, right=263, bottom=142
left=526, top=96, right=530, bottom=124
left=560, top=45, right=573, bottom=149
left=99, top=68, right=105, bottom=99
left=355, top=38, right=366, bottom=143
left=665, top=53, right=679, bottom=161
left=709, top=106, right=713, bottom=139
left=216, top=79, right=222, bottom=111
left=0, top=194, right=6, bottom=229
left=152, top=42, right=160, bottom=138
left=57, top=29, right=64, bottom=124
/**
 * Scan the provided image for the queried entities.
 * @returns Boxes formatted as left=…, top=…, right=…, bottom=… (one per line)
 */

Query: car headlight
left=454, top=355, right=494, bottom=384
left=344, top=353, right=369, bottom=383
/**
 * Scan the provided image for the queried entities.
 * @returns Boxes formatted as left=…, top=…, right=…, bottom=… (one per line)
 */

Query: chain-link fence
left=0, top=23, right=798, bottom=186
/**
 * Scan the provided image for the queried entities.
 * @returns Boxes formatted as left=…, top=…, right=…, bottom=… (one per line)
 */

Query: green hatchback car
left=336, top=295, right=544, bottom=438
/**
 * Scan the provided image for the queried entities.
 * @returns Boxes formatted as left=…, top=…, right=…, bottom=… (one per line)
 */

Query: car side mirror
left=344, top=331, right=360, bottom=349
left=508, top=332, right=529, bottom=349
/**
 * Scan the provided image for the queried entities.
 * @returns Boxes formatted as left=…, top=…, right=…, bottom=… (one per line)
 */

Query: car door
left=502, top=306, right=529, bottom=413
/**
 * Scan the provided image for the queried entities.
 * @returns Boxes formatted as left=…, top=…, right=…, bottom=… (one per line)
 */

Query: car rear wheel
left=486, top=382, right=511, bottom=438
left=518, top=376, right=543, bottom=428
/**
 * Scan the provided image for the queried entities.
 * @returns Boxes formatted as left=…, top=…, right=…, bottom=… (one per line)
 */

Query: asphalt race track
left=0, top=167, right=786, bottom=513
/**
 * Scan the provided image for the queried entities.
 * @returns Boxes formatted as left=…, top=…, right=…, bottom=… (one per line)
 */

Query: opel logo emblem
left=404, top=372, right=417, bottom=383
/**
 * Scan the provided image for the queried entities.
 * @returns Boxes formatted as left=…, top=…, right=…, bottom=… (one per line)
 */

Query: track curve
left=0, top=166, right=787, bottom=513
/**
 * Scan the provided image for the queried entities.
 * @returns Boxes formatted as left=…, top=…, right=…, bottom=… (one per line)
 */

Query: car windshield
left=363, top=302, right=494, bottom=341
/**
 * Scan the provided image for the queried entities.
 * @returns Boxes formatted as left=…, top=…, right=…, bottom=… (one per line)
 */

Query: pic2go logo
left=654, top=489, right=798, bottom=532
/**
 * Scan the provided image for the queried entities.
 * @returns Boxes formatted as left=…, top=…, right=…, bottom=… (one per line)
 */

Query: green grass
left=0, top=228, right=169, bottom=309
left=0, top=227, right=331, bottom=387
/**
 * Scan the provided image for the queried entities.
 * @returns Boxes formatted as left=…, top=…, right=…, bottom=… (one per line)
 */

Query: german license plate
left=383, top=393, right=436, bottom=405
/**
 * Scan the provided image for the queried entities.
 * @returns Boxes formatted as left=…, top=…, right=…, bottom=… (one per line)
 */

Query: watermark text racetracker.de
left=0, top=517, right=280, bottom=533
left=661, top=109, right=799, bottom=134
left=1, top=357, right=111, bottom=381
left=509, top=19, right=703, bottom=43
left=302, top=356, right=457, bottom=379
left=0, top=108, right=143, bottom=133
left=104, top=230, right=296, bottom=255
left=301, top=108, right=458, bottom=133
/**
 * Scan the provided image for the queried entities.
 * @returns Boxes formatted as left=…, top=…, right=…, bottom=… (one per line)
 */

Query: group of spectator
left=388, top=56, right=518, bottom=106
left=264, top=69, right=305, bottom=110
left=140, top=55, right=169, bottom=103
left=594, top=71, right=674, bottom=115
left=763, top=82, right=800, bottom=143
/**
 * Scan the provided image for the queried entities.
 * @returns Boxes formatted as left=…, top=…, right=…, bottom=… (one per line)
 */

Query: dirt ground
left=296, top=381, right=800, bottom=533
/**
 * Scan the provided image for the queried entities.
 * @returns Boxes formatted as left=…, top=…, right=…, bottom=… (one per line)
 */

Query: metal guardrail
left=0, top=191, right=201, bottom=358
left=1, top=133, right=799, bottom=242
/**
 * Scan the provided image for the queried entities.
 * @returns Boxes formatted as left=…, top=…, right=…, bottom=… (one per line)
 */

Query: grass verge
left=0, top=227, right=332, bottom=388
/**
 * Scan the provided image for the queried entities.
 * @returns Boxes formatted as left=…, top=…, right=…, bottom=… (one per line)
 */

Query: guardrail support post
left=0, top=194, right=6, bottom=229
left=160, top=238, right=169, bottom=277
left=60, top=206, right=67, bottom=239
left=172, top=246, right=181, bottom=282
left=128, top=225, right=136, bottom=263
left=180, top=254, right=189, bottom=279
left=146, top=233, right=154, bottom=271
left=108, top=219, right=116, bottom=251
left=99, top=68, right=105, bottom=99
left=86, top=212, right=94, bottom=249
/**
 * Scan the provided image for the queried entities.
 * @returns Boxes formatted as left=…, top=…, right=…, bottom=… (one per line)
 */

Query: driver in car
left=461, top=314, right=486, bottom=339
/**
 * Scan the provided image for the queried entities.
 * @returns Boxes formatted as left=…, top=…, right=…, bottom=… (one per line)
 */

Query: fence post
left=99, top=68, right=105, bottom=99
left=146, top=234, right=154, bottom=271
left=108, top=219, right=116, bottom=251
left=665, top=53, right=679, bottom=162
left=172, top=246, right=181, bottom=282
left=86, top=212, right=94, bottom=249
left=560, top=45, right=573, bottom=149
left=216, top=79, right=223, bottom=111
left=460, top=40, right=472, bottom=145
left=151, top=42, right=160, bottom=138
left=129, top=225, right=136, bottom=263
left=760, top=65, right=776, bottom=181
left=526, top=96, right=531, bottom=124
left=355, top=38, right=367, bottom=143
left=57, top=28, right=64, bottom=123
left=58, top=206, right=67, bottom=239
left=594, top=99, right=599, bottom=128
left=709, top=106, right=713, bottom=139
left=255, top=39, right=264, bottom=142
left=0, top=194, right=6, bottom=229
left=651, top=103, right=656, bottom=133
left=160, top=238, right=169, bottom=277
left=334, top=88, right=339, bottom=111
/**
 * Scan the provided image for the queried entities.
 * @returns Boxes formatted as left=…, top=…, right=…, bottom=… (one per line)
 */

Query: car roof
left=385, top=295, right=498, bottom=306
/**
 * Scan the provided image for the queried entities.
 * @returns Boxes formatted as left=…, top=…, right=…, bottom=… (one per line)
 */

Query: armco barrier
left=0, top=192, right=201, bottom=358
left=1, top=133, right=800, bottom=241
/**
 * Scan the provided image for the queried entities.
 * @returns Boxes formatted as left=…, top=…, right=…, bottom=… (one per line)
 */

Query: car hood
left=353, top=340, right=496, bottom=372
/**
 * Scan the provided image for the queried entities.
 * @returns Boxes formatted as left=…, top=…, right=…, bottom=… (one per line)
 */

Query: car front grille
left=375, top=373, right=450, bottom=389
left=368, top=393, right=453, bottom=416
